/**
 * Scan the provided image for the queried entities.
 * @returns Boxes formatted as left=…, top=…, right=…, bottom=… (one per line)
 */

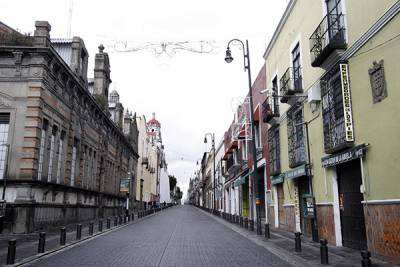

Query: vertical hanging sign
left=340, top=63, right=354, bottom=142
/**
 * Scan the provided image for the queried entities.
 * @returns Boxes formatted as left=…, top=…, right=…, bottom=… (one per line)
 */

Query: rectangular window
left=272, top=76, right=279, bottom=115
left=321, top=66, right=353, bottom=153
left=56, top=131, right=65, bottom=184
left=47, top=126, right=57, bottom=182
left=292, top=43, right=302, bottom=91
left=70, top=143, right=77, bottom=186
left=268, top=126, right=281, bottom=176
left=287, top=105, right=306, bottom=168
left=0, top=113, right=10, bottom=180
left=254, top=123, right=261, bottom=148
left=38, top=119, right=48, bottom=180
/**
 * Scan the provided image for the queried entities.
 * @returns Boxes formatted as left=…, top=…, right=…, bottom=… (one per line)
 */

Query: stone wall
left=364, top=203, right=400, bottom=265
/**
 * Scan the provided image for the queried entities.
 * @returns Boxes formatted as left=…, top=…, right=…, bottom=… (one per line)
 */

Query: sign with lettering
left=340, top=64, right=354, bottom=142
left=119, top=178, right=131, bottom=193
left=285, top=164, right=307, bottom=180
left=321, top=144, right=365, bottom=167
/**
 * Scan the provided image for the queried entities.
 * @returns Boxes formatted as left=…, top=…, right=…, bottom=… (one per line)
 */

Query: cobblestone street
left=26, top=205, right=292, bottom=267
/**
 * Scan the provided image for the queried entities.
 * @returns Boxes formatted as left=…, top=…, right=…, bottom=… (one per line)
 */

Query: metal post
left=132, top=213, right=134, bottom=221
left=38, top=232, right=46, bottom=253
left=89, top=221, right=94, bottom=235
left=60, top=227, right=66, bottom=246
left=265, top=223, right=270, bottom=239
left=106, top=218, right=111, bottom=229
left=6, top=239, right=16, bottom=265
left=99, top=219, right=103, bottom=232
left=244, top=217, right=248, bottom=229
left=114, top=216, right=118, bottom=226
left=249, top=219, right=254, bottom=231
left=320, top=239, right=328, bottom=265
left=361, top=251, right=372, bottom=267
left=76, top=224, right=82, bottom=240
left=295, top=232, right=302, bottom=252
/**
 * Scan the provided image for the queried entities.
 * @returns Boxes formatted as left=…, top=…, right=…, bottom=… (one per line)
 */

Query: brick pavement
left=25, top=205, right=293, bottom=267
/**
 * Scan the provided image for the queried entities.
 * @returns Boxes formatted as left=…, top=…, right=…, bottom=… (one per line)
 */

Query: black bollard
left=123, top=215, right=127, bottom=224
left=114, top=216, right=118, bottom=226
left=265, top=223, right=270, bottom=239
left=76, top=224, right=82, bottom=240
left=60, top=227, right=66, bottom=246
left=6, top=239, right=16, bottom=265
left=320, top=239, right=329, bottom=265
left=132, top=213, right=135, bottom=221
left=240, top=216, right=243, bottom=227
left=361, top=251, right=372, bottom=267
left=244, top=218, right=249, bottom=229
left=99, top=219, right=103, bottom=232
left=38, top=232, right=46, bottom=253
left=119, top=215, right=123, bottom=225
left=107, top=218, right=111, bottom=229
left=249, top=220, right=254, bottom=231
left=295, top=232, right=302, bottom=252
left=89, top=221, right=94, bottom=235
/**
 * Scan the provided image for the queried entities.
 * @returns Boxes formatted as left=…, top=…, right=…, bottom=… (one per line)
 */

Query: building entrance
left=337, top=159, right=367, bottom=250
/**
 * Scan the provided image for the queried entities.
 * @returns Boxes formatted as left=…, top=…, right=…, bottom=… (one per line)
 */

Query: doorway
left=257, top=168, right=266, bottom=219
left=337, top=159, right=367, bottom=250
left=298, top=177, right=312, bottom=237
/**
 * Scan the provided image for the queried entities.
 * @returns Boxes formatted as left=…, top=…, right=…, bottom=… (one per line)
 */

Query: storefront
left=322, top=144, right=368, bottom=250
left=284, top=164, right=315, bottom=238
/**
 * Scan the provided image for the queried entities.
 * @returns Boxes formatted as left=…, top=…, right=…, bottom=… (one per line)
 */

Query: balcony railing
left=309, top=12, right=346, bottom=67
left=279, top=67, right=303, bottom=103
left=262, top=98, right=279, bottom=123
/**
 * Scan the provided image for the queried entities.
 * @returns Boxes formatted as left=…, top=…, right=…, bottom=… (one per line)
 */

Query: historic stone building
left=0, top=21, right=139, bottom=233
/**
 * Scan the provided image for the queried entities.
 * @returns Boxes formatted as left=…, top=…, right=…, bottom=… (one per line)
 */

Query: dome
left=147, top=112, right=160, bottom=127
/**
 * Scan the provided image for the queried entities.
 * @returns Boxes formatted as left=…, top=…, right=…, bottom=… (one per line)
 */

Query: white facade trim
left=274, top=186, right=279, bottom=228
left=332, top=168, right=342, bottom=246
left=341, top=1, right=400, bottom=60
left=283, top=203, right=295, bottom=207
left=361, top=199, right=400, bottom=205
left=263, top=0, right=297, bottom=59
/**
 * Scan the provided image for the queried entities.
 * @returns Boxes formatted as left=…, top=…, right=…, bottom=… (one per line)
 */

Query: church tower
left=147, top=112, right=162, bottom=144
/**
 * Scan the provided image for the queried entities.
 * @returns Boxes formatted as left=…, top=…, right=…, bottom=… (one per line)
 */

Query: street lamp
left=225, top=39, right=262, bottom=235
left=204, top=133, right=216, bottom=213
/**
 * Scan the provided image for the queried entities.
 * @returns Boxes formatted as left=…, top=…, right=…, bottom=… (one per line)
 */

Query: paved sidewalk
left=201, top=208, right=394, bottom=267
left=0, top=213, right=138, bottom=265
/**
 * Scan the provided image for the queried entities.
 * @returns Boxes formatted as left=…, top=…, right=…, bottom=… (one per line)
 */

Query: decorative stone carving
left=13, top=51, right=23, bottom=77
left=369, top=60, right=387, bottom=103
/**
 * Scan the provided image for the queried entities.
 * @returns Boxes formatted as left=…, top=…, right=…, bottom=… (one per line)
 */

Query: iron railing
left=279, top=67, right=303, bottom=103
left=309, top=12, right=346, bottom=67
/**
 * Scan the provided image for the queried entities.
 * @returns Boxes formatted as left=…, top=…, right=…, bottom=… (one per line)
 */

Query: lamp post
left=225, top=39, right=262, bottom=235
left=204, top=133, right=216, bottom=213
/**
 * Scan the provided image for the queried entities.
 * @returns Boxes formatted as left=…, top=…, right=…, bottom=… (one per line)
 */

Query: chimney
left=93, top=44, right=111, bottom=106
left=70, top=37, right=88, bottom=84
left=34, top=21, right=51, bottom=47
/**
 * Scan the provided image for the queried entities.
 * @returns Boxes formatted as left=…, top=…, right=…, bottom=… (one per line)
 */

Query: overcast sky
left=1, top=0, right=288, bottom=199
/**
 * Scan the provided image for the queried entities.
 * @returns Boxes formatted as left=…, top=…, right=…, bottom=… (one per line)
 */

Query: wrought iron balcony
left=309, top=12, right=346, bottom=67
left=262, top=98, right=279, bottom=123
left=279, top=67, right=303, bottom=103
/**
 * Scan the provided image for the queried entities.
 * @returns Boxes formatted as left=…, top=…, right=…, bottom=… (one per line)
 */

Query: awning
left=270, top=174, right=285, bottom=185
left=233, top=171, right=253, bottom=187
left=321, top=144, right=366, bottom=168
left=284, top=164, right=308, bottom=180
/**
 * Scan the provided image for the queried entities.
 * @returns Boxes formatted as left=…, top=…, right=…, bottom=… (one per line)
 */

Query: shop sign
left=321, top=144, right=365, bottom=168
left=302, top=196, right=315, bottom=218
left=270, top=174, right=284, bottom=185
left=340, top=63, right=354, bottom=142
left=119, top=178, right=131, bottom=193
left=285, top=164, right=307, bottom=180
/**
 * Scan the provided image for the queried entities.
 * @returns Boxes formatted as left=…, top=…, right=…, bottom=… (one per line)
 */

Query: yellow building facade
left=263, top=0, right=400, bottom=263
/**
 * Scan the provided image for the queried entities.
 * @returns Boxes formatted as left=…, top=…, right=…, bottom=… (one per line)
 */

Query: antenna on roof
left=67, top=0, right=73, bottom=38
